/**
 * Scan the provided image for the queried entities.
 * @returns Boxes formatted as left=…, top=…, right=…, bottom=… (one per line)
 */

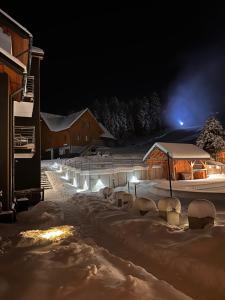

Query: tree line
left=91, top=92, right=161, bottom=139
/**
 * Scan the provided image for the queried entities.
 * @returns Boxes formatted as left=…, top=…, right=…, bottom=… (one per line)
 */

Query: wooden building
left=0, top=9, right=44, bottom=221
left=143, top=142, right=211, bottom=180
left=41, top=108, right=115, bottom=159
left=216, top=151, right=225, bottom=164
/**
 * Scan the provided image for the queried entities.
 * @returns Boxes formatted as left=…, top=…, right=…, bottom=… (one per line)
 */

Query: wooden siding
left=41, top=110, right=104, bottom=152
left=145, top=148, right=207, bottom=180
left=216, top=151, right=225, bottom=164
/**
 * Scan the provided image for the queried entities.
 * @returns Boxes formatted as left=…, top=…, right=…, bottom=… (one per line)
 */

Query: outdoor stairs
left=41, top=171, right=52, bottom=190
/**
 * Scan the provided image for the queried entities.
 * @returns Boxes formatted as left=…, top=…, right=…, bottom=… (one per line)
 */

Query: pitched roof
left=99, top=123, right=116, bottom=140
left=0, top=9, right=32, bottom=38
left=143, top=142, right=211, bottom=161
left=41, top=109, right=89, bottom=132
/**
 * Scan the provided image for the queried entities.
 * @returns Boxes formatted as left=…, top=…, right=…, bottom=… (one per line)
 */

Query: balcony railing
left=14, top=126, right=35, bottom=157
left=23, top=76, right=34, bottom=101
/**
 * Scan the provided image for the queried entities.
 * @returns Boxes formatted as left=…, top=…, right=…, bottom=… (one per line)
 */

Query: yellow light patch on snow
left=20, top=225, right=74, bottom=242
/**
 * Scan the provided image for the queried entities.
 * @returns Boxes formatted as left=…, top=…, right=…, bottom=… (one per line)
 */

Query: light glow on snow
left=77, top=180, right=88, bottom=192
left=20, top=226, right=74, bottom=242
left=73, top=177, right=78, bottom=188
left=130, top=175, right=139, bottom=183
left=61, top=171, right=69, bottom=180
left=51, top=162, right=58, bottom=169
left=56, top=165, right=63, bottom=173
left=93, top=178, right=105, bottom=192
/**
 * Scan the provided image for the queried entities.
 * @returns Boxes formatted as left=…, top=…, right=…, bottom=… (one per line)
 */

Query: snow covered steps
left=41, top=171, right=52, bottom=190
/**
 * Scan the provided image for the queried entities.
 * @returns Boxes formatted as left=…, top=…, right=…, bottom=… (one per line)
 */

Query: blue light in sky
left=179, top=120, right=184, bottom=126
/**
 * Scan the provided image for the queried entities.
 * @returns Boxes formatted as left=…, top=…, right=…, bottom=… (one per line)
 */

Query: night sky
left=2, top=4, right=225, bottom=125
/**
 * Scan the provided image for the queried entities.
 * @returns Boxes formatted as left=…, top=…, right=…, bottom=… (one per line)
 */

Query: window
left=77, top=135, right=80, bottom=141
left=85, top=135, right=88, bottom=142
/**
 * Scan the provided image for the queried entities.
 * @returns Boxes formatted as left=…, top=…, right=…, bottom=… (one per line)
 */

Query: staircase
left=41, top=171, right=52, bottom=190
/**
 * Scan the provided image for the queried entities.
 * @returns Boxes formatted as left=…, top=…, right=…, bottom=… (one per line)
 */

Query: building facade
left=0, top=9, right=44, bottom=221
left=41, top=108, right=115, bottom=159
left=143, top=142, right=210, bottom=180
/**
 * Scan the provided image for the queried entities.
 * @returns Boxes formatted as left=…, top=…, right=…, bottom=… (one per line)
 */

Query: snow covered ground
left=1, top=167, right=225, bottom=299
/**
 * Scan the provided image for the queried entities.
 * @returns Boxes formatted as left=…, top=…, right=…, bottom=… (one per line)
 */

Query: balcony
left=14, top=76, right=34, bottom=118
left=14, top=126, right=35, bottom=159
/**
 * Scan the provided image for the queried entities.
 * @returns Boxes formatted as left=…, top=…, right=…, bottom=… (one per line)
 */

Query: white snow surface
left=158, top=197, right=181, bottom=213
left=143, top=142, right=210, bottom=160
left=188, top=199, right=216, bottom=219
left=2, top=167, right=225, bottom=299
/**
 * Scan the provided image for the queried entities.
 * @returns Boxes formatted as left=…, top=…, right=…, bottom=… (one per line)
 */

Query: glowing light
left=77, top=180, right=88, bottom=192
left=52, top=162, right=58, bottom=169
left=179, top=120, right=184, bottom=126
left=20, top=226, right=74, bottom=242
left=93, top=178, right=105, bottom=192
left=61, top=171, right=69, bottom=180
left=216, top=166, right=220, bottom=169
left=130, top=175, right=139, bottom=183
left=73, top=177, right=78, bottom=188
left=56, top=165, right=63, bottom=173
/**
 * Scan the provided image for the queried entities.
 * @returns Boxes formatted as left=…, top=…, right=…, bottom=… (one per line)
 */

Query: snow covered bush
left=101, top=187, right=113, bottom=199
left=158, top=197, right=181, bottom=214
left=134, top=197, right=157, bottom=215
left=196, top=116, right=225, bottom=157
left=188, top=199, right=216, bottom=229
left=113, top=191, right=132, bottom=207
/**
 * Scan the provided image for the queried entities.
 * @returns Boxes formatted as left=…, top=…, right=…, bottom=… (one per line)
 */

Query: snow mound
left=101, top=187, right=113, bottom=199
left=17, top=201, right=64, bottom=226
left=158, top=197, right=181, bottom=213
left=188, top=199, right=216, bottom=219
left=134, top=197, right=157, bottom=212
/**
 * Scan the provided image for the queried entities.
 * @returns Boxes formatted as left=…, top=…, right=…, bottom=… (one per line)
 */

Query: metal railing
left=14, top=126, right=35, bottom=151
left=23, top=76, right=34, bottom=101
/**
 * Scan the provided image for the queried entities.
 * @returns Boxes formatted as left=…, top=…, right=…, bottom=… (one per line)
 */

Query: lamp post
left=167, top=152, right=173, bottom=198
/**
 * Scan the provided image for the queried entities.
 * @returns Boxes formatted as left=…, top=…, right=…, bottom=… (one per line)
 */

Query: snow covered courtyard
left=1, top=167, right=225, bottom=299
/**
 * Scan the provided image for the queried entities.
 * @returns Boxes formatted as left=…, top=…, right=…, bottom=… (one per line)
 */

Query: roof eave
left=0, top=9, right=32, bottom=38
left=0, top=46, right=26, bottom=74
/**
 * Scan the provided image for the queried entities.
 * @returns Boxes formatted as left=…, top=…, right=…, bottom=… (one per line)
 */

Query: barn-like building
left=41, top=108, right=115, bottom=159
left=143, top=142, right=211, bottom=180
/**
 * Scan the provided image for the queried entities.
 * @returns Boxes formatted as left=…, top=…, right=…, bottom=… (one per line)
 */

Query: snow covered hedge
left=134, top=197, right=157, bottom=215
left=188, top=199, right=216, bottom=219
left=158, top=197, right=181, bottom=213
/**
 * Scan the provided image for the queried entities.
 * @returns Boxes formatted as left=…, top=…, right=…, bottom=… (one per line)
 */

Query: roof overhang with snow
left=143, top=142, right=211, bottom=161
left=41, top=109, right=90, bottom=132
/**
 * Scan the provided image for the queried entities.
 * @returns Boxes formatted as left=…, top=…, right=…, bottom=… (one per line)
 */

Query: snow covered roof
left=99, top=123, right=116, bottom=140
left=41, top=109, right=89, bottom=132
left=143, top=142, right=211, bottom=161
left=207, top=160, right=224, bottom=166
left=0, top=9, right=32, bottom=38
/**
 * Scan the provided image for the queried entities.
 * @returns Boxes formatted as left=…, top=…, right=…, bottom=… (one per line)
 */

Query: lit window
left=85, top=135, right=88, bottom=141
left=77, top=135, right=80, bottom=141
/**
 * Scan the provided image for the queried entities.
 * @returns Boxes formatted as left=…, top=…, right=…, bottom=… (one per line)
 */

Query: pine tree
left=149, top=92, right=161, bottom=130
left=196, top=116, right=225, bottom=157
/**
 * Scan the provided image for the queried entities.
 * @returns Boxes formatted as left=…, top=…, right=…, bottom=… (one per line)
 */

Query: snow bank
left=188, top=199, right=216, bottom=219
left=158, top=197, right=181, bottom=213
left=17, top=200, right=64, bottom=227
left=0, top=237, right=192, bottom=300
left=133, top=197, right=157, bottom=213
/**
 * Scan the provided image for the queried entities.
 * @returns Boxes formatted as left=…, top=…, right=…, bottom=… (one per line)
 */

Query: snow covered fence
left=45, top=159, right=148, bottom=192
